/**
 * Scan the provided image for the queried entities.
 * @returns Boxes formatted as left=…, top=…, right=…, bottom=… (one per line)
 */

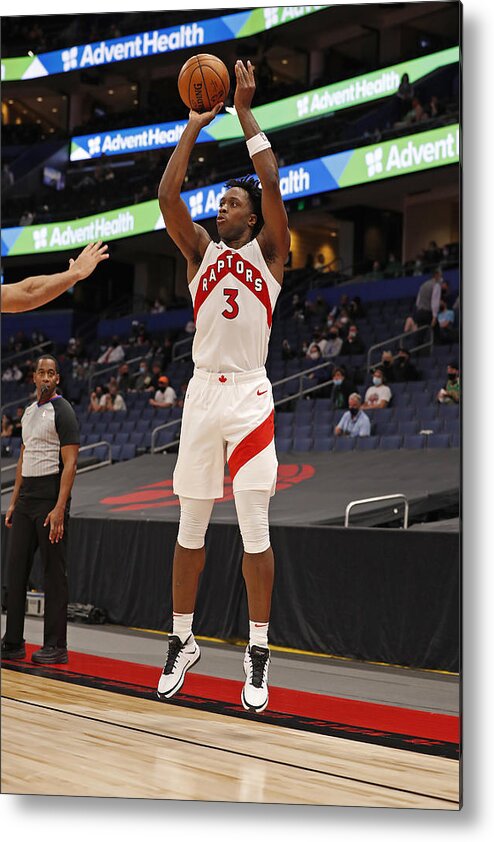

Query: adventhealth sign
left=1, top=6, right=326, bottom=81
left=1, top=124, right=459, bottom=258
left=70, top=47, right=459, bottom=161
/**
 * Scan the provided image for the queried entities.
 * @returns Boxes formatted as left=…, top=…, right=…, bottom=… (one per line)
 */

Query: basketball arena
left=1, top=3, right=461, bottom=811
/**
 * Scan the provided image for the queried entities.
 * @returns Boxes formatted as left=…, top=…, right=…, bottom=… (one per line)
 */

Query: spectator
left=313, top=296, right=329, bottom=322
left=149, top=375, right=177, bottom=408
left=380, top=350, right=395, bottom=383
left=176, top=381, right=189, bottom=408
left=2, top=364, right=23, bottom=382
left=384, top=253, right=402, bottom=278
left=414, top=269, right=448, bottom=334
left=291, top=294, right=305, bottom=320
left=307, top=330, right=329, bottom=360
left=116, top=362, right=132, bottom=393
left=88, top=385, right=107, bottom=413
left=428, top=95, right=444, bottom=119
left=403, top=97, right=428, bottom=125
left=151, top=298, right=165, bottom=313
left=306, top=342, right=323, bottom=363
left=362, top=367, right=392, bottom=409
left=341, top=324, right=365, bottom=356
left=437, top=362, right=460, bottom=404
left=325, top=327, right=343, bottom=358
left=335, top=393, right=371, bottom=437
left=101, top=382, right=127, bottom=412
left=392, top=348, right=419, bottom=382
left=149, top=361, right=164, bottom=390
left=131, top=361, right=153, bottom=391
left=348, top=296, right=365, bottom=319
left=365, top=260, right=383, bottom=281
left=97, top=336, right=125, bottom=364
left=1, top=414, right=14, bottom=438
left=335, top=308, right=352, bottom=337
left=437, top=299, right=458, bottom=343
left=11, top=406, right=25, bottom=438
left=396, top=73, right=414, bottom=119
left=327, top=366, right=354, bottom=410
left=281, top=339, right=296, bottom=361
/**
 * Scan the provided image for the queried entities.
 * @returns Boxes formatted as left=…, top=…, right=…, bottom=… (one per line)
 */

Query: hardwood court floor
left=2, top=669, right=459, bottom=807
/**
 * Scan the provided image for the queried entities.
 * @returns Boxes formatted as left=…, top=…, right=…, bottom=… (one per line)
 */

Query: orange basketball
left=178, top=54, right=230, bottom=113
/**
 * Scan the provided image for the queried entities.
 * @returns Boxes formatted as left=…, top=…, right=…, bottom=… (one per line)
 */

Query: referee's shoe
left=31, top=645, right=68, bottom=664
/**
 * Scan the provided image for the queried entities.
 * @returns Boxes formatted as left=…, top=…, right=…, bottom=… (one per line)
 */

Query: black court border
left=2, top=660, right=459, bottom=761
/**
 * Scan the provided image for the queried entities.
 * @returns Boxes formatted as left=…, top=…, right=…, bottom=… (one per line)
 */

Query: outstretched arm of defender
left=1, top=242, right=109, bottom=313
left=234, top=60, right=290, bottom=270
left=158, top=105, right=222, bottom=272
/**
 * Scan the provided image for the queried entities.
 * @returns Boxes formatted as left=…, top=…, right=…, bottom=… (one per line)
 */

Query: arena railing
left=366, top=325, right=433, bottom=371
left=172, top=335, right=193, bottom=362
left=87, top=352, right=149, bottom=393
left=344, top=494, right=409, bottom=529
left=2, top=340, right=53, bottom=369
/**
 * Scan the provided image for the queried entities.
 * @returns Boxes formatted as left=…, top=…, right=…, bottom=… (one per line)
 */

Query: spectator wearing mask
left=101, top=382, right=127, bottom=412
left=362, top=368, right=392, bottom=409
left=305, top=343, right=323, bottom=364
left=131, top=361, right=153, bottom=391
left=325, top=327, right=343, bottom=358
left=88, top=385, right=108, bottom=413
left=341, top=324, right=365, bottom=356
left=437, top=362, right=460, bottom=404
left=380, top=350, right=395, bottom=383
left=97, top=336, right=125, bottom=364
left=437, top=299, right=458, bottom=344
left=327, top=367, right=354, bottom=410
left=393, top=348, right=419, bottom=382
left=117, top=363, right=132, bottom=393
left=335, top=393, right=371, bottom=437
left=149, top=376, right=177, bottom=408
left=306, top=330, right=329, bottom=360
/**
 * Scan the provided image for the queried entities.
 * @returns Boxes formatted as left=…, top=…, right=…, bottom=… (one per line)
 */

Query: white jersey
left=189, top=239, right=281, bottom=372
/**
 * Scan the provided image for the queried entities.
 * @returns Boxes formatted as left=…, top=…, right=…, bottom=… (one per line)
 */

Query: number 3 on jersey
left=222, top=288, right=239, bottom=320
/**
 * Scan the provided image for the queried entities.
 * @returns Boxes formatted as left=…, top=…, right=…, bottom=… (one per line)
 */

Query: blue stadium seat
left=108, top=421, right=122, bottom=434
left=418, top=407, right=439, bottom=422
left=129, top=432, right=146, bottom=448
left=379, top=435, right=403, bottom=450
left=355, top=436, right=379, bottom=450
left=291, top=435, right=311, bottom=451
left=121, top=421, right=135, bottom=435
left=373, top=421, right=398, bottom=436
left=275, top=437, right=292, bottom=453
left=403, top=435, right=425, bottom=449
left=427, top=433, right=451, bottom=448
left=313, top=437, right=332, bottom=451
left=111, top=445, right=122, bottom=461
left=334, top=437, right=356, bottom=452
left=121, top=444, right=137, bottom=461
left=392, top=407, right=416, bottom=422
left=293, top=423, right=312, bottom=436
left=399, top=421, right=420, bottom=436
left=136, top=419, right=151, bottom=433
left=115, top=432, right=130, bottom=445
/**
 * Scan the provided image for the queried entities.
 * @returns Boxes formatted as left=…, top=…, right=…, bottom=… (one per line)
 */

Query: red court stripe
left=19, top=643, right=458, bottom=743
left=228, top=410, right=274, bottom=481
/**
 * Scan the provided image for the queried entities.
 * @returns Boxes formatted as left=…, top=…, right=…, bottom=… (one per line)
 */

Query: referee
left=1, top=355, right=80, bottom=664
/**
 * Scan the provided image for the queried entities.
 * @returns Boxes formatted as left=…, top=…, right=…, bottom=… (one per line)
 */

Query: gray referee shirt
left=21, top=395, right=80, bottom=478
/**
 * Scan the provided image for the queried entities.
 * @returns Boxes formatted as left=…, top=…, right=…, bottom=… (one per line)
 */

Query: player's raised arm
left=158, top=106, right=222, bottom=279
left=234, top=60, right=290, bottom=281
left=1, top=241, right=109, bottom=313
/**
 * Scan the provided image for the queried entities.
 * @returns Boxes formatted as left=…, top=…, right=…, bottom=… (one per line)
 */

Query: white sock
left=172, top=612, right=194, bottom=644
left=249, top=620, right=269, bottom=649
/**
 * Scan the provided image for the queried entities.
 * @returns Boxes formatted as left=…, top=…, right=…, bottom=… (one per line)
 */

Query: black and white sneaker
left=157, top=634, right=201, bottom=699
left=241, top=645, right=270, bottom=712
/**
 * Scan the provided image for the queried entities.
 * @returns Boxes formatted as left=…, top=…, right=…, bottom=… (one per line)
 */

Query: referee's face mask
left=34, top=359, right=60, bottom=401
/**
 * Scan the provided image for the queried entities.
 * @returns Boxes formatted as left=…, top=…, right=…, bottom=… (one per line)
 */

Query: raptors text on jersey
left=189, top=239, right=281, bottom=372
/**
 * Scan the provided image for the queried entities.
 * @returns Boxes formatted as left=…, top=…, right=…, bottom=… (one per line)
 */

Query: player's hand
left=69, top=241, right=109, bottom=282
left=188, top=102, right=223, bottom=128
left=234, top=59, right=256, bottom=111
left=44, top=506, right=65, bottom=544
left=5, top=505, right=15, bottom=528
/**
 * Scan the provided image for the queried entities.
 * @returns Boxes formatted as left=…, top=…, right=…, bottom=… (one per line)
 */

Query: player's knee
left=177, top=497, right=214, bottom=550
left=234, top=489, right=271, bottom=554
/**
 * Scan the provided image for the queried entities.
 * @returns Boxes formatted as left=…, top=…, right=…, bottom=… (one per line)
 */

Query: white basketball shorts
left=173, top=367, right=278, bottom=500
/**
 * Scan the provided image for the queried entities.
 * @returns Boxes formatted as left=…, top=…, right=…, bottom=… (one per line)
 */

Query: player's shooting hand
left=44, top=505, right=65, bottom=544
left=234, top=59, right=256, bottom=111
left=188, top=101, right=224, bottom=128
left=69, top=241, right=109, bottom=282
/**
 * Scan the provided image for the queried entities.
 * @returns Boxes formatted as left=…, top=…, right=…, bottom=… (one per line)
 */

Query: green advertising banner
left=1, top=124, right=459, bottom=258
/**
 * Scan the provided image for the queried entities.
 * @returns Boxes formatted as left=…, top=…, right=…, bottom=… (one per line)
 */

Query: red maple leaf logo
left=100, top=464, right=315, bottom=512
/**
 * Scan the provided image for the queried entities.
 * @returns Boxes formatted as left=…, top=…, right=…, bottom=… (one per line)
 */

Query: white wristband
left=246, top=132, right=271, bottom=158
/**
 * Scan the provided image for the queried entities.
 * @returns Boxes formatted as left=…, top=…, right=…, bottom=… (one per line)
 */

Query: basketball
left=178, top=54, right=230, bottom=113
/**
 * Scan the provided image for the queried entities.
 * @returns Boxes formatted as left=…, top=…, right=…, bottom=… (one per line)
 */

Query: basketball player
left=157, top=60, right=290, bottom=712
left=1, top=241, right=109, bottom=313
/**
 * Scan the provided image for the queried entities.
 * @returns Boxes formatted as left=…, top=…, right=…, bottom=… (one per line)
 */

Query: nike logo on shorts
left=257, top=389, right=268, bottom=396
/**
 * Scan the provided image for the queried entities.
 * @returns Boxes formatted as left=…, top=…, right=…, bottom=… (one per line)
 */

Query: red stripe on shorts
left=228, top=410, right=275, bottom=482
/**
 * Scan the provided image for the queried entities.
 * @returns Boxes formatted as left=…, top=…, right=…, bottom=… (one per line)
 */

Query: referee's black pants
left=4, top=491, right=69, bottom=649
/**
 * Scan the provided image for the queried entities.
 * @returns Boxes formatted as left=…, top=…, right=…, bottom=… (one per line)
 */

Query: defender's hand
left=188, top=102, right=223, bottom=129
left=234, top=60, right=256, bottom=111
left=69, top=241, right=109, bottom=282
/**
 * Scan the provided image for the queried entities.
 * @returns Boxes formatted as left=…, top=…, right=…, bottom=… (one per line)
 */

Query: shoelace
left=248, top=647, right=269, bottom=688
left=163, top=636, right=183, bottom=675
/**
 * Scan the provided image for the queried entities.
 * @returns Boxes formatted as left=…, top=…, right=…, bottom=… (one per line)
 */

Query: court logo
left=365, top=147, right=383, bottom=178
left=62, top=47, right=78, bottom=71
left=33, top=228, right=48, bottom=250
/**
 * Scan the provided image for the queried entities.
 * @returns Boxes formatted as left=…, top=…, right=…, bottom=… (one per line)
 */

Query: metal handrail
left=344, top=494, right=409, bottom=528
left=0, top=440, right=113, bottom=492
left=2, top=340, right=53, bottom=367
left=172, top=335, right=194, bottom=362
left=151, top=417, right=182, bottom=454
left=366, top=325, right=433, bottom=371
left=1, top=393, right=36, bottom=415
left=87, top=352, right=149, bottom=392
